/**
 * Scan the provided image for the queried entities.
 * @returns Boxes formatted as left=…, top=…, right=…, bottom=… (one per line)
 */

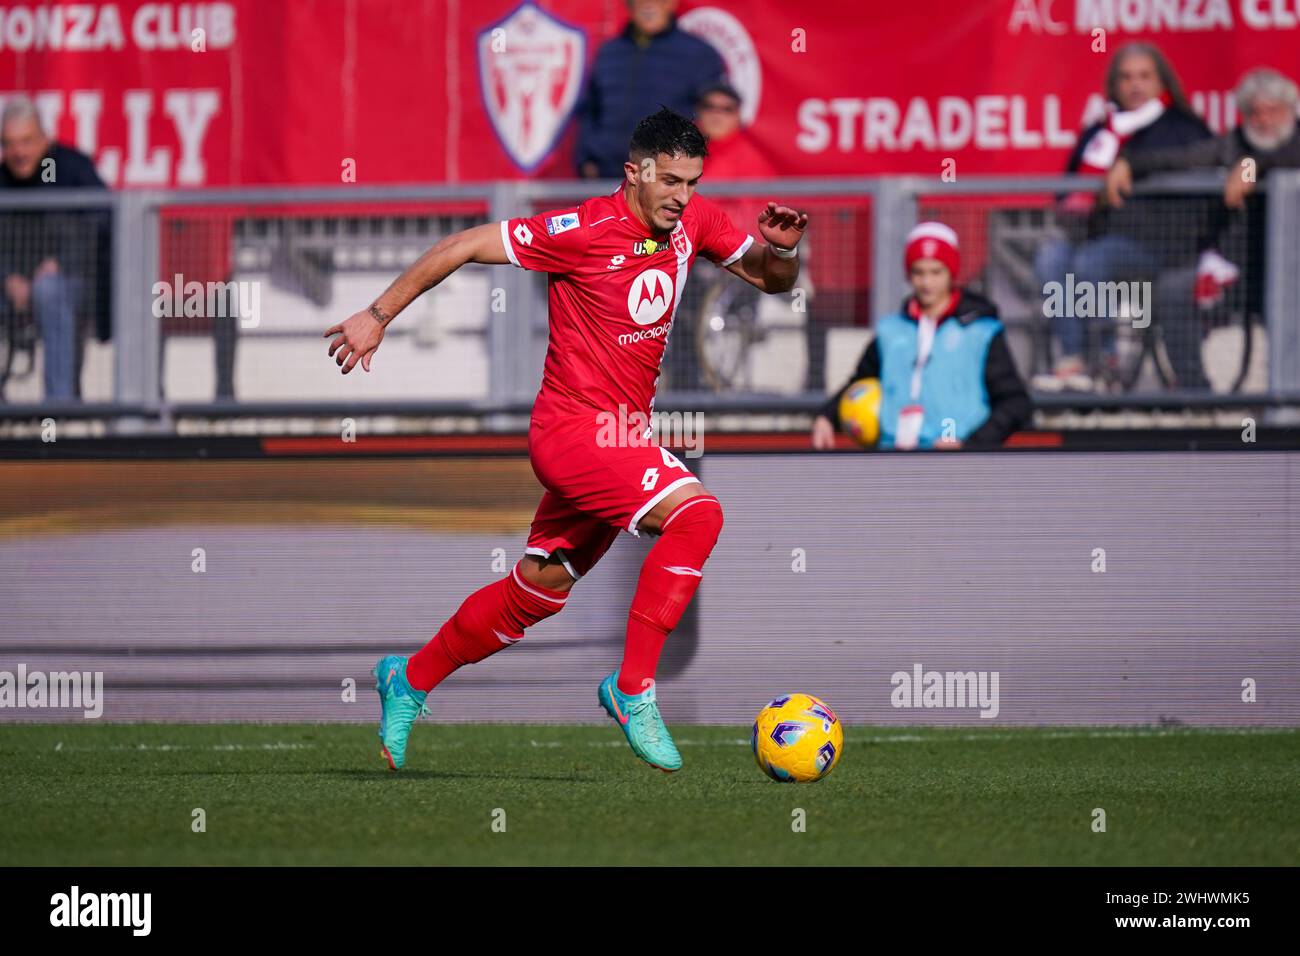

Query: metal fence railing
left=887, top=173, right=1285, bottom=398
left=0, top=172, right=1297, bottom=422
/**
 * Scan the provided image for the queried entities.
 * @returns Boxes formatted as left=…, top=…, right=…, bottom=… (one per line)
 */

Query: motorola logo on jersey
left=627, top=269, right=674, bottom=326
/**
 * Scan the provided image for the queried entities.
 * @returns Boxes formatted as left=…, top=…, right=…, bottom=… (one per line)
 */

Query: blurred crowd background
left=1, top=0, right=1298, bottom=438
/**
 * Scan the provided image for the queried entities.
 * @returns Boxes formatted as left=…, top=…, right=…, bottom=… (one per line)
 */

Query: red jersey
left=501, top=185, right=753, bottom=421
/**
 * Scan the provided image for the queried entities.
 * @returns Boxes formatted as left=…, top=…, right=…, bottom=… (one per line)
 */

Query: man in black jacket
left=1104, top=67, right=1300, bottom=389
left=575, top=0, right=725, bottom=179
left=1033, top=42, right=1211, bottom=391
left=0, top=96, right=110, bottom=401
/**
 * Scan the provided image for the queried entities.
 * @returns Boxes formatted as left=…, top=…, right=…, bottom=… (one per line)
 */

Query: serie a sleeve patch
left=545, top=212, right=580, bottom=236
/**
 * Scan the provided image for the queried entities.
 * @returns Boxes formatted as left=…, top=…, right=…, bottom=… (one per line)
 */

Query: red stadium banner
left=0, top=0, right=1296, bottom=187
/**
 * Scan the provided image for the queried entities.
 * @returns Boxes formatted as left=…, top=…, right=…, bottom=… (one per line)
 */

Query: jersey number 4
left=640, top=447, right=689, bottom=490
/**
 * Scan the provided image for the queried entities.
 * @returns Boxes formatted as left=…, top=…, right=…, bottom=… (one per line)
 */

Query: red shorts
left=524, top=412, right=700, bottom=579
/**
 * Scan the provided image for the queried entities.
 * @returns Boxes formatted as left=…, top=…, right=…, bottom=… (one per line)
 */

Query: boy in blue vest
left=811, top=222, right=1031, bottom=450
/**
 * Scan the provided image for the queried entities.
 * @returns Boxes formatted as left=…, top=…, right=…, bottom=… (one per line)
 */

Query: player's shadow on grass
left=325, top=768, right=595, bottom=784
left=78, top=768, right=593, bottom=784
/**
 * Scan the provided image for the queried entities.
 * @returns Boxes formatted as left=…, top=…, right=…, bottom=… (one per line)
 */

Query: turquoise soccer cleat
left=372, top=654, right=430, bottom=771
left=598, top=670, right=682, bottom=773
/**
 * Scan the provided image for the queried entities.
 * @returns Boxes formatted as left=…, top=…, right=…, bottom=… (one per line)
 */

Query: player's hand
left=932, top=438, right=963, bottom=450
left=1223, top=170, right=1255, bottom=210
left=811, top=415, right=837, bottom=450
left=4, top=273, right=31, bottom=312
left=1103, top=158, right=1133, bottom=208
left=324, top=308, right=385, bottom=374
left=757, top=202, right=808, bottom=250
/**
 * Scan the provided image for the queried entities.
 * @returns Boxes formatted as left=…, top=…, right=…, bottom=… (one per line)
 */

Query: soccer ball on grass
left=752, top=693, right=844, bottom=783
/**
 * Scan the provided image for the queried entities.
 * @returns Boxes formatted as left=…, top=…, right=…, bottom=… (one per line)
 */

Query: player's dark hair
left=628, top=106, right=709, bottom=165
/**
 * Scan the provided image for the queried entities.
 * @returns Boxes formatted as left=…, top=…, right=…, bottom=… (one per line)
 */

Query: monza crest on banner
left=477, top=1, right=586, bottom=171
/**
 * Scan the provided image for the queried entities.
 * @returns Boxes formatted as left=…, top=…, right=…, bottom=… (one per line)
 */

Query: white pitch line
left=849, top=728, right=1299, bottom=744
left=577, top=727, right=1298, bottom=748
left=36, top=727, right=1295, bottom=756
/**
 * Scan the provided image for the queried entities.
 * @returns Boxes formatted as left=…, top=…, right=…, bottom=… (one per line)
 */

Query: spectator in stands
left=1034, top=42, right=1211, bottom=391
left=0, top=96, right=109, bottom=402
left=575, top=0, right=725, bottom=179
left=811, top=222, right=1031, bottom=450
left=1104, top=67, right=1300, bottom=389
left=692, top=80, right=773, bottom=179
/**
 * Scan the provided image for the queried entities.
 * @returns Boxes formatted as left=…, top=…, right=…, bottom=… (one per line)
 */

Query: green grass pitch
left=1, top=723, right=1295, bottom=866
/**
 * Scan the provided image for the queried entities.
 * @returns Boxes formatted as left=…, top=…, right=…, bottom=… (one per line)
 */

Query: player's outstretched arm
left=724, top=202, right=808, bottom=295
left=323, top=222, right=510, bottom=374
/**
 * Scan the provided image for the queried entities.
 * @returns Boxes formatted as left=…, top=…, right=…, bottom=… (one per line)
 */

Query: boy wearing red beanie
left=812, top=221, right=1031, bottom=450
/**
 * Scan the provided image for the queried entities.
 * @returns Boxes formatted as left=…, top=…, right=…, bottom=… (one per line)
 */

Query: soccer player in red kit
left=324, top=108, right=807, bottom=772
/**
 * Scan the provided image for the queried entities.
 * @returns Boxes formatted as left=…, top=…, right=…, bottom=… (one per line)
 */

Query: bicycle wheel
left=1199, top=309, right=1255, bottom=394
left=1228, top=313, right=1255, bottom=394
left=695, top=278, right=759, bottom=392
left=0, top=309, right=15, bottom=398
left=1112, top=315, right=1151, bottom=392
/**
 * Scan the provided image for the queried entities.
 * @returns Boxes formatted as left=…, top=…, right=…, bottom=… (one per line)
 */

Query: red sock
left=618, top=496, right=724, bottom=695
left=406, top=563, right=569, bottom=692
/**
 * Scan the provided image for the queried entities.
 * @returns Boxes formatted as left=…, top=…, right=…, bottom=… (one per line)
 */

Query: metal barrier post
left=487, top=182, right=518, bottom=412
left=1266, top=169, right=1300, bottom=398
left=871, top=177, right=916, bottom=324
left=489, top=180, right=545, bottom=415
left=111, top=191, right=161, bottom=411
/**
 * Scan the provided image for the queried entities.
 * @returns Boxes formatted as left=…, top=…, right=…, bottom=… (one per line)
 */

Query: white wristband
left=768, top=243, right=799, bottom=260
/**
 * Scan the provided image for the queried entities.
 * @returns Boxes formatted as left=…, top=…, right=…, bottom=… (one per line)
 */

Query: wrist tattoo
left=368, top=303, right=391, bottom=325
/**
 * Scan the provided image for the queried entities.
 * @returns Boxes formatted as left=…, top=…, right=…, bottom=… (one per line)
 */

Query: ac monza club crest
left=478, top=2, right=585, bottom=172
left=628, top=269, right=674, bottom=326
left=671, top=224, right=691, bottom=259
